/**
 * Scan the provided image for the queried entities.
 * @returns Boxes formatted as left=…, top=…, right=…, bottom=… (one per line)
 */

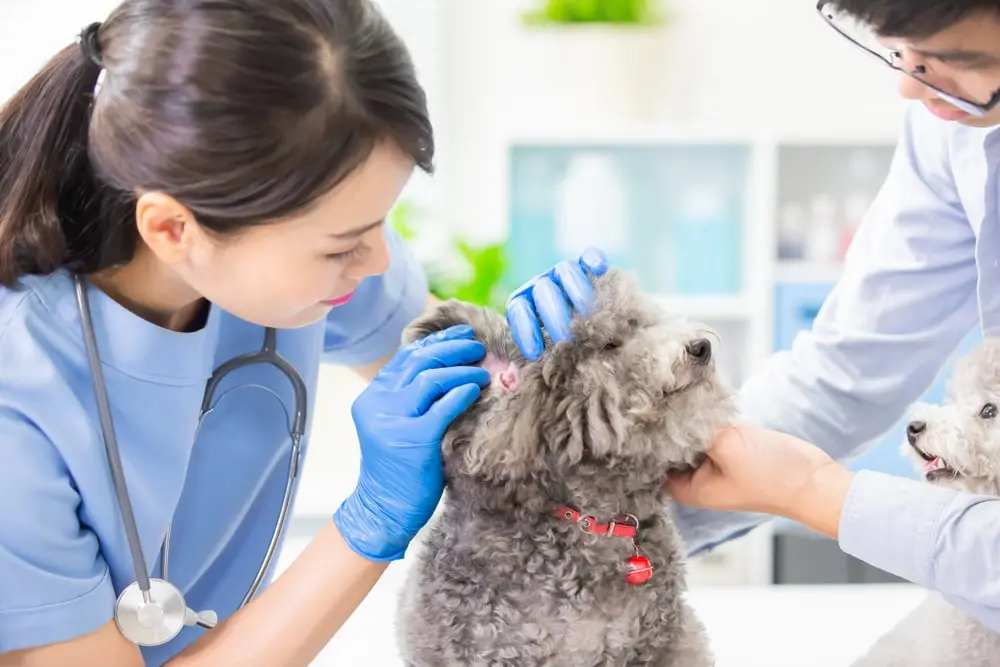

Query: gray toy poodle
left=851, top=337, right=1000, bottom=666
left=395, top=268, right=735, bottom=666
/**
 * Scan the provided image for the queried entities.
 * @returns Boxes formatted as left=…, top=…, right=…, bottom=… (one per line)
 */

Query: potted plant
left=521, top=0, right=661, bottom=25
left=509, top=0, right=670, bottom=126
left=389, top=200, right=509, bottom=312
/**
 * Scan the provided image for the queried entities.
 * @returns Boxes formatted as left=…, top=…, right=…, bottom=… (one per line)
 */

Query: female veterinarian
left=510, top=0, right=1000, bottom=638
left=0, top=1, right=499, bottom=665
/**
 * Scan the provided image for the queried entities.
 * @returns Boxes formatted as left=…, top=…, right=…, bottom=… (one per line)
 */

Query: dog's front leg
left=616, top=602, right=714, bottom=667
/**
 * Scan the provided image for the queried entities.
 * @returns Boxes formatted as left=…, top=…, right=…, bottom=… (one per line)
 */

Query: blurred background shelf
left=774, top=260, right=844, bottom=284
left=653, top=294, right=751, bottom=320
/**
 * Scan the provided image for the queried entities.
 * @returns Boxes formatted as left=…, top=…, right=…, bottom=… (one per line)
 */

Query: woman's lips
left=321, top=290, right=355, bottom=307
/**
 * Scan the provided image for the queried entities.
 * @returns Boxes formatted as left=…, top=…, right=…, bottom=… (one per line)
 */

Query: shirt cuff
left=838, top=469, right=956, bottom=587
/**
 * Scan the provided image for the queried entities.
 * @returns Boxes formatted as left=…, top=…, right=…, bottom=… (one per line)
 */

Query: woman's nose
left=347, top=230, right=391, bottom=280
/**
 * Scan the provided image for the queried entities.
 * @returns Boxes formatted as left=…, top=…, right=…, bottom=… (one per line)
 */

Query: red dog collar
left=553, top=505, right=639, bottom=539
left=553, top=505, right=653, bottom=584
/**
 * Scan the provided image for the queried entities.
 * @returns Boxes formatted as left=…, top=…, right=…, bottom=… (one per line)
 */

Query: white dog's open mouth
left=914, top=447, right=961, bottom=482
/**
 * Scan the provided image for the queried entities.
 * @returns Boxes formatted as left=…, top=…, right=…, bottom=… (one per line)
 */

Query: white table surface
left=687, top=583, right=925, bottom=667
left=275, top=537, right=927, bottom=666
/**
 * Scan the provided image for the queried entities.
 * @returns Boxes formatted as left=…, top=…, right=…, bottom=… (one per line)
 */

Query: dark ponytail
left=0, top=28, right=113, bottom=286
left=0, top=0, right=434, bottom=288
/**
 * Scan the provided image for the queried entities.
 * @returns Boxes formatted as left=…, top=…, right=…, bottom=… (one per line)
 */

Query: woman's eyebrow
left=328, top=219, right=384, bottom=239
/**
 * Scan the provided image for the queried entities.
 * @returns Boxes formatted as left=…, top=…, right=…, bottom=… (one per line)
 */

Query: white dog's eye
left=980, top=403, right=998, bottom=419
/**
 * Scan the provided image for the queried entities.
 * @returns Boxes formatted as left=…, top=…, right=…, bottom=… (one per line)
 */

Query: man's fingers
left=664, top=469, right=696, bottom=502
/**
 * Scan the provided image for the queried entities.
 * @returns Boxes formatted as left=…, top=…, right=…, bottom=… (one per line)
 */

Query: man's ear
left=135, top=191, right=201, bottom=266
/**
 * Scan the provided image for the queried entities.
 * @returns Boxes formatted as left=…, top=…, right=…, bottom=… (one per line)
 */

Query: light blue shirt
left=0, top=228, right=427, bottom=662
left=672, top=101, right=1000, bottom=631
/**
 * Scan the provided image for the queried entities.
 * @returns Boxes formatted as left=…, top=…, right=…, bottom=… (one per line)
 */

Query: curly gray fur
left=395, top=269, right=736, bottom=667
left=851, top=337, right=1000, bottom=667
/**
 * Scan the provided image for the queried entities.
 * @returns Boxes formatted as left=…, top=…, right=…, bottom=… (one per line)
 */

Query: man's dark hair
left=0, top=0, right=433, bottom=287
left=833, top=0, right=1000, bottom=38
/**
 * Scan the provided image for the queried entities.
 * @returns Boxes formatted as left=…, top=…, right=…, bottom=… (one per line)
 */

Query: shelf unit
left=496, top=123, right=937, bottom=587
left=499, top=125, right=901, bottom=394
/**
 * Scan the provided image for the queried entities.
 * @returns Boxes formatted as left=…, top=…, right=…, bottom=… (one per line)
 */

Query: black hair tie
left=79, top=22, right=104, bottom=68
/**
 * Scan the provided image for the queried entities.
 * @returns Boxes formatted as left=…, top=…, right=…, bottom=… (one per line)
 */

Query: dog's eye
left=603, top=339, right=622, bottom=352
left=627, top=317, right=640, bottom=328
left=980, top=403, right=998, bottom=419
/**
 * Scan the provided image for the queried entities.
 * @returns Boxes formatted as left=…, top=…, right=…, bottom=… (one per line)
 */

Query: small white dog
left=850, top=337, right=1000, bottom=667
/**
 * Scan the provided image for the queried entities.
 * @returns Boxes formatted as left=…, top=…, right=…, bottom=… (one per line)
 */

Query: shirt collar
left=30, top=270, right=221, bottom=384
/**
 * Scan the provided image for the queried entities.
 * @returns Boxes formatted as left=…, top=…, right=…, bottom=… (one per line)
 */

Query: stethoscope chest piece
left=115, top=579, right=217, bottom=646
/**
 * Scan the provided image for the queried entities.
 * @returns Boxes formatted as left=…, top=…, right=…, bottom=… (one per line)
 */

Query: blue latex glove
left=332, top=325, right=490, bottom=561
left=506, top=247, right=609, bottom=360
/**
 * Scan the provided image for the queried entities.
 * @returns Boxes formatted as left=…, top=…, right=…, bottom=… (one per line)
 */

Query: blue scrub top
left=0, top=228, right=428, bottom=663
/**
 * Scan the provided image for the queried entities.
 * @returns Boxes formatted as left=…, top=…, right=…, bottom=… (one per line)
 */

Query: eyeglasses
left=816, top=0, right=1000, bottom=117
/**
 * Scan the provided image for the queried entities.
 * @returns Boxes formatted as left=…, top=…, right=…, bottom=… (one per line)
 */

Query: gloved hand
left=333, top=325, right=490, bottom=561
left=506, top=247, right=609, bottom=360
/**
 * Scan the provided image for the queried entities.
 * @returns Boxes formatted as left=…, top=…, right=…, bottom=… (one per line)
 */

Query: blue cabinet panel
left=773, top=283, right=835, bottom=351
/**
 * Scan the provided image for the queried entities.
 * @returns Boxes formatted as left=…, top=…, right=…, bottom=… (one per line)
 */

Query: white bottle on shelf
left=553, top=152, right=631, bottom=258
left=778, top=202, right=807, bottom=261
left=839, top=149, right=881, bottom=260
left=840, top=193, right=870, bottom=259
left=805, top=194, right=841, bottom=263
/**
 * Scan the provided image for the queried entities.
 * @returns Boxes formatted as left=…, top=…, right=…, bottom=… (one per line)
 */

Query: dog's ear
left=402, top=299, right=484, bottom=345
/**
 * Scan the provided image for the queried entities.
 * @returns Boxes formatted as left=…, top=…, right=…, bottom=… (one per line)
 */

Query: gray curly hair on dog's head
left=403, top=268, right=736, bottom=522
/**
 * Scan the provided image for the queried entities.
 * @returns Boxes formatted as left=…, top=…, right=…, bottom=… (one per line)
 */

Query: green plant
left=522, top=0, right=661, bottom=25
left=388, top=202, right=509, bottom=312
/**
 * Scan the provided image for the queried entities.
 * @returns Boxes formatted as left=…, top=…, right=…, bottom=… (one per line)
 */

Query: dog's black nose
left=906, top=420, right=926, bottom=445
left=687, top=338, right=712, bottom=365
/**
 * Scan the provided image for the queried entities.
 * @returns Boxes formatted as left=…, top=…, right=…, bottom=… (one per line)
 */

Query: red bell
left=625, top=555, right=653, bottom=585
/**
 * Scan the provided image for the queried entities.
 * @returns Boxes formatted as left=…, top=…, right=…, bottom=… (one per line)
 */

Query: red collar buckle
left=553, top=505, right=653, bottom=585
left=553, top=505, right=639, bottom=539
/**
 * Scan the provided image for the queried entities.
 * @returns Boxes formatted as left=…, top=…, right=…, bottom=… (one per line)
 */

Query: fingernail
left=440, top=324, right=474, bottom=337
left=581, top=247, right=607, bottom=274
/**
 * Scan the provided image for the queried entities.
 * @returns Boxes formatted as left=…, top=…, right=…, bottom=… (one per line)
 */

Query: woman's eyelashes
left=325, top=243, right=367, bottom=263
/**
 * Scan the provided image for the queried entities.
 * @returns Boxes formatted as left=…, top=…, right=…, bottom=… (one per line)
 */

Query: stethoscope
left=73, top=274, right=308, bottom=646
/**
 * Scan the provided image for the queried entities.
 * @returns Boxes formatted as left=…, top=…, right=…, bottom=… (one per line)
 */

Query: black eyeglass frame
left=816, top=0, right=1000, bottom=117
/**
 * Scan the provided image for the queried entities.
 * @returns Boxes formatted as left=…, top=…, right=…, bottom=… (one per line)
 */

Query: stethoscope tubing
left=75, top=275, right=156, bottom=601
left=72, top=274, right=308, bottom=643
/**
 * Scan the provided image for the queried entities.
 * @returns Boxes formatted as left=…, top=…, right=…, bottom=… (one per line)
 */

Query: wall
left=438, top=0, right=907, bottom=244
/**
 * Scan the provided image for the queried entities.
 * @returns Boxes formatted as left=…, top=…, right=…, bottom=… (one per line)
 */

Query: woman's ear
left=135, top=191, right=201, bottom=266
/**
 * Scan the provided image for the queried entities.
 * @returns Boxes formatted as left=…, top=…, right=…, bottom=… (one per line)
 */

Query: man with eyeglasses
left=504, top=0, right=1000, bottom=635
